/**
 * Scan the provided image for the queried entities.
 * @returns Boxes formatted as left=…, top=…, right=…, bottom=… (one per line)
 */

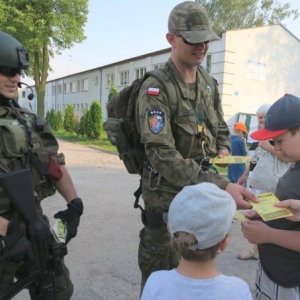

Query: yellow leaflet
left=248, top=192, right=293, bottom=221
left=234, top=211, right=249, bottom=221
left=209, top=156, right=251, bottom=164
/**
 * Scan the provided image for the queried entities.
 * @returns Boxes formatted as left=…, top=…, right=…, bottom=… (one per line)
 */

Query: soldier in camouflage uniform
left=135, top=1, right=257, bottom=292
left=0, top=31, right=83, bottom=299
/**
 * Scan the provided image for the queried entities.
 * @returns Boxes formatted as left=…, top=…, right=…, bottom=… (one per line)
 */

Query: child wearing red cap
left=242, top=94, right=300, bottom=299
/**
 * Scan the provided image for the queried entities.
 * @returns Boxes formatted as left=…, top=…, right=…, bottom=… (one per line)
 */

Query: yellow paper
left=248, top=192, right=293, bottom=221
left=209, top=156, right=251, bottom=164
left=234, top=211, right=249, bottom=221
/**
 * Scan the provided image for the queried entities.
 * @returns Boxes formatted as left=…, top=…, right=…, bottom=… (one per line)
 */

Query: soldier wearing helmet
left=0, top=31, right=83, bottom=299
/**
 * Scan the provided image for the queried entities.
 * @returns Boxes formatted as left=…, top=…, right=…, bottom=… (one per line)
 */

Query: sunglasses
left=0, top=66, right=22, bottom=77
left=177, top=35, right=210, bottom=46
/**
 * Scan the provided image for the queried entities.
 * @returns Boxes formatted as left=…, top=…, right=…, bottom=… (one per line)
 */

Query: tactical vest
left=0, top=106, right=57, bottom=215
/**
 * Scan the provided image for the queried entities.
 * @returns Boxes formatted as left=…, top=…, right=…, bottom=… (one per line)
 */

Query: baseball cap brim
left=250, top=128, right=288, bottom=141
left=179, top=29, right=220, bottom=43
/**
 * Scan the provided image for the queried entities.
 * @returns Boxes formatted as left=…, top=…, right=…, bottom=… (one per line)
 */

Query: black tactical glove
left=0, top=219, right=33, bottom=262
left=54, top=198, right=83, bottom=244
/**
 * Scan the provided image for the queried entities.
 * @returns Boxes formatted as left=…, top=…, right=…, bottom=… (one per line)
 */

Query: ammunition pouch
left=141, top=210, right=168, bottom=229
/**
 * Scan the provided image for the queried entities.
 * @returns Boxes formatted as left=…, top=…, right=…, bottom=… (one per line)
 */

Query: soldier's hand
left=215, top=149, right=231, bottom=168
left=0, top=219, right=33, bottom=262
left=225, top=183, right=259, bottom=210
left=54, top=198, right=83, bottom=244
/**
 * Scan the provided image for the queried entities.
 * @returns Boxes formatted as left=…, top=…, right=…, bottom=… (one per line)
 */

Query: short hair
left=289, top=127, right=299, bottom=136
left=256, top=103, right=271, bottom=117
left=170, top=231, right=221, bottom=262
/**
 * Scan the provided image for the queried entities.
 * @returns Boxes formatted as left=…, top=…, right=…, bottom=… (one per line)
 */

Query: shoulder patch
left=147, top=87, right=160, bottom=96
left=148, top=111, right=164, bottom=134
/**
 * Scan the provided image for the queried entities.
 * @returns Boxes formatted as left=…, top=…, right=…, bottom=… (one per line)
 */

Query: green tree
left=78, top=108, right=88, bottom=137
left=86, top=100, right=103, bottom=141
left=196, top=0, right=299, bottom=34
left=74, top=114, right=80, bottom=137
left=64, top=104, right=75, bottom=133
left=45, top=108, right=56, bottom=129
left=55, top=110, right=63, bottom=131
left=108, top=84, right=118, bottom=102
left=0, top=0, right=88, bottom=117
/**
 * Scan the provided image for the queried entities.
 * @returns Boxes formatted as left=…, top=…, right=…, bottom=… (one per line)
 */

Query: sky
left=24, top=0, right=300, bottom=85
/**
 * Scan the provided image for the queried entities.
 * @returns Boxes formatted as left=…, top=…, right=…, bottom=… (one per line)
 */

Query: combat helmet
left=0, top=31, right=30, bottom=69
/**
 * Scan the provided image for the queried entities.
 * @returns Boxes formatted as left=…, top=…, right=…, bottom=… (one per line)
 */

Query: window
left=22, top=91, right=26, bottom=98
left=95, top=76, right=98, bottom=85
left=81, top=103, right=84, bottom=111
left=52, top=86, right=56, bottom=95
left=135, top=67, right=146, bottom=79
left=77, top=104, right=79, bottom=111
left=153, top=63, right=165, bottom=69
left=107, top=73, right=114, bottom=87
left=73, top=104, right=75, bottom=109
left=119, top=71, right=129, bottom=86
left=206, top=54, right=211, bottom=74
left=70, top=81, right=76, bottom=93
left=85, top=103, right=88, bottom=109
left=77, top=80, right=80, bottom=92
left=58, top=85, right=62, bottom=94
left=63, top=83, right=69, bottom=93
left=82, top=79, right=88, bottom=91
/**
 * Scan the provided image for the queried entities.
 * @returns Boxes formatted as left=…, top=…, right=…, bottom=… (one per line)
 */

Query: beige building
left=20, top=24, right=300, bottom=124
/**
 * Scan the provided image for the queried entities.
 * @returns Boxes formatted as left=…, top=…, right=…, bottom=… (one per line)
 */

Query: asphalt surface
left=14, top=140, right=256, bottom=300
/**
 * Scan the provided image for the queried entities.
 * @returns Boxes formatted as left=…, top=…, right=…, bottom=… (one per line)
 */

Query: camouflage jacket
left=136, top=58, right=231, bottom=210
left=0, top=102, right=64, bottom=216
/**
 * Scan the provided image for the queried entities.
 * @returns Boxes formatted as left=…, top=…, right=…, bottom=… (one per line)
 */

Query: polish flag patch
left=147, top=87, right=160, bottom=96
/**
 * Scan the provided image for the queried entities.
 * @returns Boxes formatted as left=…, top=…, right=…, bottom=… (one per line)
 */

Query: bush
left=64, top=104, right=75, bottom=133
left=108, top=84, right=117, bottom=102
left=86, top=100, right=102, bottom=140
left=45, top=108, right=56, bottom=129
left=74, top=114, right=80, bottom=137
left=78, top=108, right=88, bottom=137
left=55, top=110, right=63, bottom=131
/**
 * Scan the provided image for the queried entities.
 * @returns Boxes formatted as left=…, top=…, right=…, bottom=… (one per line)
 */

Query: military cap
left=168, top=1, right=220, bottom=43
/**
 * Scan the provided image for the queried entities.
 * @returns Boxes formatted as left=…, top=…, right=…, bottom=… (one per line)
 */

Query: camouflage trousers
left=138, top=223, right=179, bottom=294
left=0, top=258, right=73, bottom=299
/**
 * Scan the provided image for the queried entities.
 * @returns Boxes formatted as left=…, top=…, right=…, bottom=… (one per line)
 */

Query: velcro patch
left=148, top=111, right=164, bottom=134
left=147, top=87, right=160, bottom=96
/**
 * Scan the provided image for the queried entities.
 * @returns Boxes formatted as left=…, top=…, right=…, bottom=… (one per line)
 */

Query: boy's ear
left=219, top=234, right=229, bottom=252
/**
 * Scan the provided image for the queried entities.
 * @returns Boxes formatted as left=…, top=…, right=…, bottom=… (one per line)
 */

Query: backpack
left=103, top=69, right=176, bottom=175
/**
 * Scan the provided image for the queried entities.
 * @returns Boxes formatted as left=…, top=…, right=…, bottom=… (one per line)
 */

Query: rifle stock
left=0, top=168, right=67, bottom=300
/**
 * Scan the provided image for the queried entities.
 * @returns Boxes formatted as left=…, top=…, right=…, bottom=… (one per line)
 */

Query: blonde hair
left=170, top=231, right=220, bottom=262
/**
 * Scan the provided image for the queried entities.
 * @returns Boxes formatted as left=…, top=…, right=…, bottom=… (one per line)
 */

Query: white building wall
left=221, top=24, right=300, bottom=121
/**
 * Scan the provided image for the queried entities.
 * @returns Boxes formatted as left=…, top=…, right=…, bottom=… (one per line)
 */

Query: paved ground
left=14, top=140, right=256, bottom=299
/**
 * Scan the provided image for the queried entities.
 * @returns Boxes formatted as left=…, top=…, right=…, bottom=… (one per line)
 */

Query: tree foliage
left=196, top=0, right=299, bottom=34
left=45, top=108, right=56, bottom=130
left=0, top=0, right=88, bottom=117
left=78, top=108, right=88, bottom=137
left=55, top=110, right=63, bottom=131
left=64, top=104, right=75, bottom=133
left=108, top=84, right=118, bottom=102
left=86, top=100, right=103, bottom=141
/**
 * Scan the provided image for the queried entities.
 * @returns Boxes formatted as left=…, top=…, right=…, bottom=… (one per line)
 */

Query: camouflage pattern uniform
left=135, top=2, right=232, bottom=290
left=0, top=104, right=73, bottom=299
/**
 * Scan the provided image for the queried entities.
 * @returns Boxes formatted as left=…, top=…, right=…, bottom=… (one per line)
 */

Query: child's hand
left=241, top=221, right=270, bottom=244
left=244, top=209, right=261, bottom=220
left=275, top=200, right=300, bottom=221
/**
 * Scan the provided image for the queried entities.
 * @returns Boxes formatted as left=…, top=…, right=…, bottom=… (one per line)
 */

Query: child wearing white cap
left=141, top=182, right=252, bottom=300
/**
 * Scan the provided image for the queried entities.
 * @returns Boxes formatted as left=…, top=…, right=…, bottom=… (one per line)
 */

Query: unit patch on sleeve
left=148, top=111, right=165, bottom=134
left=147, top=87, right=160, bottom=96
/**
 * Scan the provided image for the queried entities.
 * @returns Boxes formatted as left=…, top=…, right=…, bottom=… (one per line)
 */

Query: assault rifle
left=0, top=168, right=67, bottom=300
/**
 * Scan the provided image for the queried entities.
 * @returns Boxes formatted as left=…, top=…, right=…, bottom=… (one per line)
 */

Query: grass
left=53, top=130, right=118, bottom=154
left=53, top=130, right=229, bottom=175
